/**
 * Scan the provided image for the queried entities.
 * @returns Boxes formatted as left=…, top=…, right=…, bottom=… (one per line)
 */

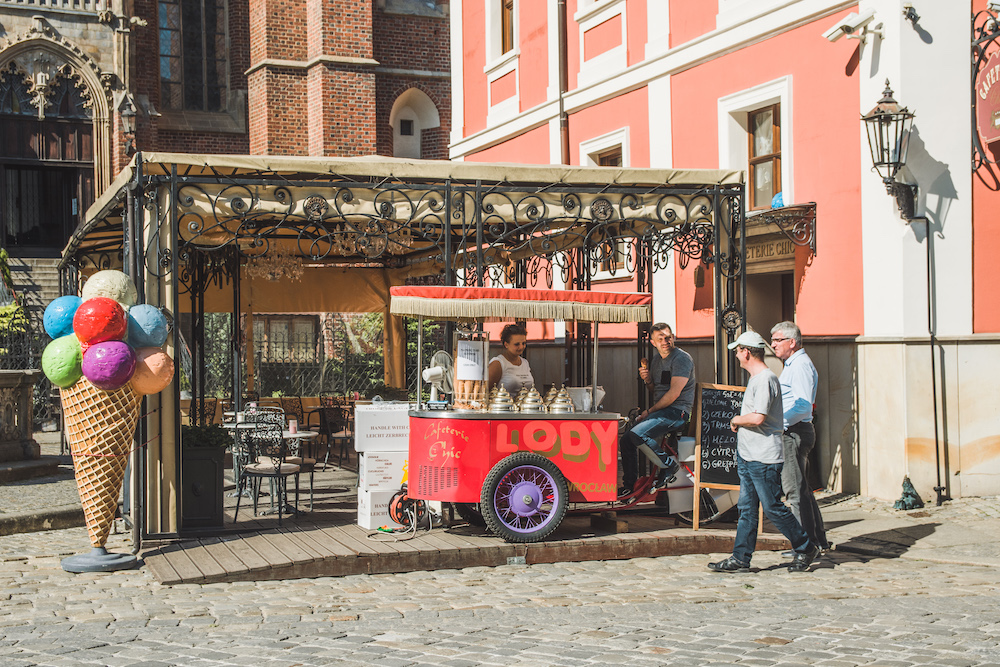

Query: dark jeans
left=733, top=454, right=811, bottom=566
left=781, top=421, right=828, bottom=548
left=620, top=406, right=686, bottom=488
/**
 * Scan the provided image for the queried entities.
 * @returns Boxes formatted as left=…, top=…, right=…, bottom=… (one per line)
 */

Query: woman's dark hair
left=501, top=323, right=527, bottom=345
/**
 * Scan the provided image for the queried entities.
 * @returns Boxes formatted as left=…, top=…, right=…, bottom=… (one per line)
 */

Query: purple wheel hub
left=507, top=480, right=543, bottom=516
left=492, top=464, right=560, bottom=534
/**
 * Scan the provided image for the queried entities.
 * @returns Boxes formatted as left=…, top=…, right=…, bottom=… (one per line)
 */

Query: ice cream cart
left=390, top=285, right=656, bottom=542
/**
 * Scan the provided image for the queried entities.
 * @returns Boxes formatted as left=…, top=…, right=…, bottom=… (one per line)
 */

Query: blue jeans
left=620, top=406, right=686, bottom=488
left=733, top=454, right=811, bottom=566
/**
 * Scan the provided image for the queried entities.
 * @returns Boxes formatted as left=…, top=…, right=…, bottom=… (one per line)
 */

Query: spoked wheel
left=453, top=502, right=486, bottom=527
left=481, top=452, right=568, bottom=543
left=674, top=487, right=738, bottom=527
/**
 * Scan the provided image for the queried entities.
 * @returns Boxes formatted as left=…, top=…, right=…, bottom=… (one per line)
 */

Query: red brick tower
left=248, top=0, right=449, bottom=158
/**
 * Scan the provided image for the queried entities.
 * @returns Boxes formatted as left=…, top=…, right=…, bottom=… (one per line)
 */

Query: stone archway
left=388, top=87, right=441, bottom=159
left=0, top=34, right=114, bottom=189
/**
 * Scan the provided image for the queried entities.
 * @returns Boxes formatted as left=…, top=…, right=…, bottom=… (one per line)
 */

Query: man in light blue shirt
left=770, top=321, right=828, bottom=550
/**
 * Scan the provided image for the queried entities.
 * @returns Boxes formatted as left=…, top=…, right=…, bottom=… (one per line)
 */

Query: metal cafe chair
left=245, top=406, right=316, bottom=509
left=281, top=396, right=321, bottom=454
left=319, top=406, right=354, bottom=470
left=234, top=423, right=300, bottom=526
left=187, top=397, right=218, bottom=426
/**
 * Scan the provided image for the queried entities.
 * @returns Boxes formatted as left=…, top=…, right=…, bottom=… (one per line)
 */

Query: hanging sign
left=976, top=50, right=1000, bottom=154
left=455, top=339, right=487, bottom=381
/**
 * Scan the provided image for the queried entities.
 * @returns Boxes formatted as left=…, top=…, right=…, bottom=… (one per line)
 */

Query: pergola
left=60, top=152, right=746, bottom=538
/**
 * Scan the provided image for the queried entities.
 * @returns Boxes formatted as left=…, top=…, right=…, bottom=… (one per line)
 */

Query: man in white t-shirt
left=707, top=331, right=819, bottom=574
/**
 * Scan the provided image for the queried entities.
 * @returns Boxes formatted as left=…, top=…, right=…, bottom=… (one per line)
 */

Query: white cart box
left=358, top=451, right=409, bottom=491
left=357, top=488, right=405, bottom=530
left=354, top=402, right=410, bottom=452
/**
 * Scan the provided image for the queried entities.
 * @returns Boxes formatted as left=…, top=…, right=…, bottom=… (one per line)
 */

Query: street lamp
left=862, top=80, right=920, bottom=221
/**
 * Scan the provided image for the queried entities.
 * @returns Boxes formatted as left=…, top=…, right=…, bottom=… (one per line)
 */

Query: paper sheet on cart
left=567, top=386, right=606, bottom=412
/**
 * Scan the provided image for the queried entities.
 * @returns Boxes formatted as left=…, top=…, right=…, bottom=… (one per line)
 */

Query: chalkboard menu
left=694, top=383, right=745, bottom=487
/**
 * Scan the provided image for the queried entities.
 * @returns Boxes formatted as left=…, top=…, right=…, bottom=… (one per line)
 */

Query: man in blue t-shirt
left=619, top=322, right=695, bottom=496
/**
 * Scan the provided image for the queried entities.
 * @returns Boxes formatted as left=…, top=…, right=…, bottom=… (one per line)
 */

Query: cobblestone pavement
left=1, top=521, right=999, bottom=666
left=0, top=435, right=79, bottom=518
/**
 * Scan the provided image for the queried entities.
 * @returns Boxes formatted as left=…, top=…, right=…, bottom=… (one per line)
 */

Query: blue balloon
left=126, top=304, right=169, bottom=348
left=771, top=192, right=784, bottom=209
left=43, top=295, right=82, bottom=339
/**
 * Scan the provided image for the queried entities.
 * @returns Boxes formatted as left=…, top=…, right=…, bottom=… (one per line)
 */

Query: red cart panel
left=409, top=413, right=619, bottom=503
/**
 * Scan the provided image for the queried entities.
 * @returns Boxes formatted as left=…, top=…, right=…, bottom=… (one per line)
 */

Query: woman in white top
left=488, top=323, right=534, bottom=395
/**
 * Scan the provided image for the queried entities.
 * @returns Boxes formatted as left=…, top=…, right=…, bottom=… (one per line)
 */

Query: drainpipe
left=926, top=223, right=948, bottom=505
left=558, top=0, right=570, bottom=165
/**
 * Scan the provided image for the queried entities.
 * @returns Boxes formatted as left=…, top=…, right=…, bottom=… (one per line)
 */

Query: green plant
left=181, top=424, right=231, bottom=448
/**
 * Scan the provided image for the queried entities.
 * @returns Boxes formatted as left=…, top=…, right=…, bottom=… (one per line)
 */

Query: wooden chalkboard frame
left=692, top=382, right=762, bottom=532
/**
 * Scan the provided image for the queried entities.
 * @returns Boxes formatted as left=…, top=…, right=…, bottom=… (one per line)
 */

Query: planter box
left=182, top=447, right=226, bottom=529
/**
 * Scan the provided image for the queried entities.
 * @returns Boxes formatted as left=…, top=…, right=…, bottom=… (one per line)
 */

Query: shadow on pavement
left=832, top=522, right=940, bottom=559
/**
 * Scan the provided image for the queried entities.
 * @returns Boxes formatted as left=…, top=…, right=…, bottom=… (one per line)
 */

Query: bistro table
left=221, top=422, right=317, bottom=501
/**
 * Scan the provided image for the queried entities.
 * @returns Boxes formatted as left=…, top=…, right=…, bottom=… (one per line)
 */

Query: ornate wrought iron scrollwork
left=746, top=203, right=817, bottom=254
left=974, top=6, right=1000, bottom=191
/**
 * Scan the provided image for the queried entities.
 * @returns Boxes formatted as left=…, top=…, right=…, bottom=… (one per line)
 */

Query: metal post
left=416, top=316, right=424, bottom=410
left=591, top=322, right=599, bottom=413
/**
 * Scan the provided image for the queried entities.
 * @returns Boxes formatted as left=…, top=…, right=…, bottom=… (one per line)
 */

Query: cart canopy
left=389, top=286, right=651, bottom=323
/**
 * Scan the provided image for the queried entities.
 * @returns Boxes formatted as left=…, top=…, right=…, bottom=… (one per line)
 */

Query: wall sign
left=976, top=50, right=1000, bottom=155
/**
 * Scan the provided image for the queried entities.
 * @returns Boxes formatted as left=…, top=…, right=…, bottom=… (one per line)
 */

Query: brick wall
left=373, top=5, right=451, bottom=159
left=129, top=0, right=251, bottom=170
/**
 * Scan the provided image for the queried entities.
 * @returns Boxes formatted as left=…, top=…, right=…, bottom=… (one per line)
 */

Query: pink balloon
left=131, top=347, right=174, bottom=396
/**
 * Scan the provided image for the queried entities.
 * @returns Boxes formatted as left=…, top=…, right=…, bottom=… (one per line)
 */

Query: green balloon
left=42, top=334, right=83, bottom=388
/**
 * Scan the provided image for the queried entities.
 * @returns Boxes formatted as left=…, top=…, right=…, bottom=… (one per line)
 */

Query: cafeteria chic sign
left=747, top=239, right=796, bottom=262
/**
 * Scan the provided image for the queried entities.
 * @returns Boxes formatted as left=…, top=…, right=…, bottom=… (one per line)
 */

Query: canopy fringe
left=390, top=295, right=650, bottom=323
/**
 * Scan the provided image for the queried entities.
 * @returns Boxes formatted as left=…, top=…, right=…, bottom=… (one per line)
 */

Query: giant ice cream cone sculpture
left=41, top=270, right=174, bottom=572
left=60, top=378, right=142, bottom=547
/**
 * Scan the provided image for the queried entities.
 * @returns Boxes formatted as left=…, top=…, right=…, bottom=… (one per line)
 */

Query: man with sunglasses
left=770, top=321, right=829, bottom=552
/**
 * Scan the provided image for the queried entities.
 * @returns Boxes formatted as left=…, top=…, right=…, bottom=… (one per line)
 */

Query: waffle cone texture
left=61, top=378, right=141, bottom=548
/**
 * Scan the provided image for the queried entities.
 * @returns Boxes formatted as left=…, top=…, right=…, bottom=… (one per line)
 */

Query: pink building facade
left=451, top=0, right=1000, bottom=502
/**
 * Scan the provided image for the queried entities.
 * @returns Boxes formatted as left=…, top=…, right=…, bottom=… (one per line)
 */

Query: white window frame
left=718, top=77, right=794, bottom=211
left=484, top=0, right=520, bottom=124
left=580, top=128, right=633, bottom=281
left=484, top=0, right=519, bottom=73
left=579, top=126, right=630, bottom=167
left=575, top=0, right=627, bottom=87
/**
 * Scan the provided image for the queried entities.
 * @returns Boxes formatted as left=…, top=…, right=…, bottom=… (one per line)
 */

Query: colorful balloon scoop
left=41, top=334, right=83, bottom=388
left=41, top=270, right=174, bottom=397
left=131, top=347, right=175, bottom=396
left=43, top=295, right=82, bottom=340
left=127, top=304, right=169, bottom=348
left=81, top=270, right=138, bottom=310
left=73, top=297, right=127, bottom=350
left=82, top=341, right=137, bottom=391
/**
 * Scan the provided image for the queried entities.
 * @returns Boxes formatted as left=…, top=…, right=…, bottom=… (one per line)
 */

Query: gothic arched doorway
left=0, top=62, right=95, bottom=257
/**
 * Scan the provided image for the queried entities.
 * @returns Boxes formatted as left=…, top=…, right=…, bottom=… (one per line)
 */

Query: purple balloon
left=82, top=341, right=136, bottom=391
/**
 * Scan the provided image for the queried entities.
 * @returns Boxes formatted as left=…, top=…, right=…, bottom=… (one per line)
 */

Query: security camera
left=821, top=9, right=876, bottom=42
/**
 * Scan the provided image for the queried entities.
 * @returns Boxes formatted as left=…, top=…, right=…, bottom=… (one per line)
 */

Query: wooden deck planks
left=259, top=529, right=316, bottom=565
left=218, top=535, right=272, bottom=572
left=196, top=537, right=248, bottom=575
left=145, top=513, right=769, bottom=585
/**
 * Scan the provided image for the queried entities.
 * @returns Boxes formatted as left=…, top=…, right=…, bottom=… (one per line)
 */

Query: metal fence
left=180, top=312, right=446, bottom=401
